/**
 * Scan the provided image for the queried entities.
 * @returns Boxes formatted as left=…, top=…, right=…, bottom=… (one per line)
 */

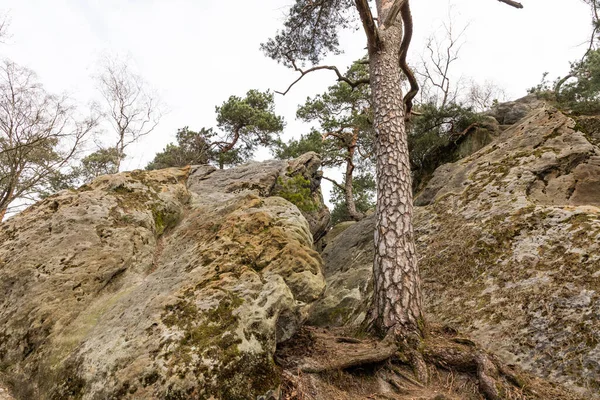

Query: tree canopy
left=146, top=127, right=214, bottom=170
left=95, top=56, right=163, bottom=173
left=0, top=60, right=96, bottom=220
left=212, top=89, right=284, bottom=168
left=275, top=59, right=375, bottom=222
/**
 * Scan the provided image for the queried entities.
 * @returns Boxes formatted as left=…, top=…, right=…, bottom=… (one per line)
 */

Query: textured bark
left=344, top=133, right=364, bottom=221
left=366, top=8, right=423, bottom=340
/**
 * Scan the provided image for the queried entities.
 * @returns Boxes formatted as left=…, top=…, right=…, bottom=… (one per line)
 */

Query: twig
left=321, top=176, right=345, bottom=191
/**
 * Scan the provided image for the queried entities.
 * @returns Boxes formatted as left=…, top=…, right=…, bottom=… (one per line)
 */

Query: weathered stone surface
left=307, top=216, right=374, bottom=327
left=487, top=94, right=542, bottom=125
left=314, top=220, right=356, bottom=252
left=310, top=103, right=600, bottom=397
left=0, top=156, right=327, bottom=399
left=187, top=151, right=331, bottom=241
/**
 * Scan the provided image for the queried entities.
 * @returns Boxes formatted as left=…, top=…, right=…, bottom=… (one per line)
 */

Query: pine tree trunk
left=344, top=136, right=364, bottom=221
left=367, top=18, right=424, bottom=340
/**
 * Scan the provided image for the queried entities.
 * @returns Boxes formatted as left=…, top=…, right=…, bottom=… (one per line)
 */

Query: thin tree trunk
left=344, top=134, right=365, bottom=221
left=222, top=127, right=241, bottom=152
left=367, top=16, right=424, bottom=341
left=0, top=183, right=16, bottom=223
left=115, top=132, right=125, bottom=173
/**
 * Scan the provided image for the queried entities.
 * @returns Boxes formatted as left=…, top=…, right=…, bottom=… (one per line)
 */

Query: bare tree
left=416, top=13, right=468, bottom=109
left=96, top=56, right=163, bottom=172
left=467, top=79, right=507, bottom=111
left=0, top=60, right=97, bottom=221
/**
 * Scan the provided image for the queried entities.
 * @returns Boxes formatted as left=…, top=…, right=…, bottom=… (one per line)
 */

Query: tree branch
left=275, top=56, right=369, bottom=96
left=321, top=176, right=345, bottom=191
left=496, top=0, right=524, bottom=8
left=354, top=0, right=381, bottom=51
left=383, top=0, right=406, bottom=28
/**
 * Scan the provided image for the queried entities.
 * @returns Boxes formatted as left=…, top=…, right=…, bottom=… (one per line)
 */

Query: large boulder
left=0, top=155, right=327, bottom=399
left=487, top=94, right=542, bottom=125
left=309, top=103, right=600, bottom=397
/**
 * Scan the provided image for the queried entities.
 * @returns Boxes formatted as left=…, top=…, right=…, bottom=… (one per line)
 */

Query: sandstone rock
left=487, top=94, right=542, bottom=125
left=314, top=220, right=356, bottom=252
left=310, top=103, right=600, bottom=397
left=187, top=151, right=331, bottom=241
left=0, top=156, right=327, bottom=399
left=307, top=216, right=374, bottom=327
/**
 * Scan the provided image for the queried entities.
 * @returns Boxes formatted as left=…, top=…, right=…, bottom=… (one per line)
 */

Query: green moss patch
left=275, top=175, right=318, bottom=212
left=160, top=291, right=279, bottom=399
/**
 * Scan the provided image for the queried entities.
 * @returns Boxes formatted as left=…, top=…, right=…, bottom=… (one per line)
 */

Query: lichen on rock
left=0, top=155, right=328, bottom=399
left=309, top=99, right=600, bottom=398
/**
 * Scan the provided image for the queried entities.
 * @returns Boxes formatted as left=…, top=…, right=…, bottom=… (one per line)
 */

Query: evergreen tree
left=212, top=90, right=284, bottom=169
left=78, top=147, right=124, bottom=180
left=275, top=60, right=375, bottom=222
left=146, top=127, right=214, bottom=170
left=263, top=0, right=523, bottom=355
left=554, top=49, right=600, bottom=114
left=145, top=90, right=284, bottom=170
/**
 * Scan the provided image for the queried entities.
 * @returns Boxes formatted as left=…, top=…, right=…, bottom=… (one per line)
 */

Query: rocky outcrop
left=0, top=154, right=328, bottom=399
left=487, top=94, right=542, bottom=125
left=309, top=100, right=600, bottom=397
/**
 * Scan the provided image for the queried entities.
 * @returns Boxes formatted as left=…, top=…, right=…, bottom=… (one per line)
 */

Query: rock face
left=310, top=100, right=600, bottom=397
left=487, top=94, right=542, bottom=125
left=308, top=217, right=373, bottom=327
left=0, top=153, right=328, bottom=399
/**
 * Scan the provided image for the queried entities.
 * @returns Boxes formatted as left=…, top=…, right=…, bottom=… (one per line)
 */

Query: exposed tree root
left=298, top=331, right=397, bottom=373
left=423, top=339, right=508, bottom=399
left=276, top=326, right=586, bottom=400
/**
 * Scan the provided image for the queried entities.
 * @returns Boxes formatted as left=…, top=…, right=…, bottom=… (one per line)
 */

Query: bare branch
left=321, top=175, right=345, bottom=191
left=496, top=0, right=524, bottom=8
left=95, top=55, right=164, bottom=172
left=0, top=13, right=10, bottom=43
left=276, top=56, right=369, bottom=96
left=417, top=10, right=468, bottom=108
left=0, top=60, right=96, bottom=220
left=399, top=0, right=419, bottom=117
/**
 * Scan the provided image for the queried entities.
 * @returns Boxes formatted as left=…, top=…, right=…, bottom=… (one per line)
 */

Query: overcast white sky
left=0, top=0, right=592, bottom=187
